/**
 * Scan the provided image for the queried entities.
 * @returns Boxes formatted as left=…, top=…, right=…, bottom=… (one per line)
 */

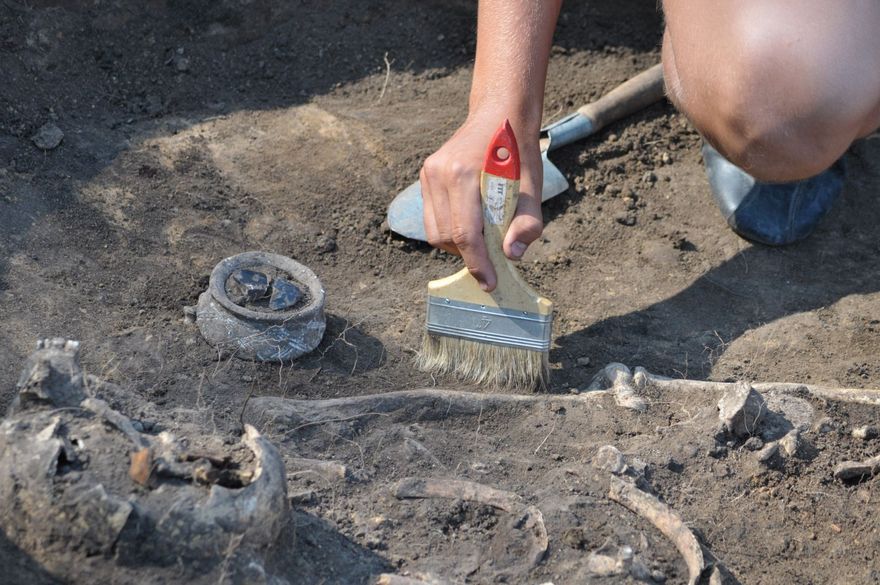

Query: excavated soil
left=3, top=1, right=880, bottom=583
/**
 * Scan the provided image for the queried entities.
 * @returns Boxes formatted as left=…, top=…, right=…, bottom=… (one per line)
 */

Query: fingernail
left=480, top=282, right=489, bottom=292
left=511, top=241, right=527, bottom=258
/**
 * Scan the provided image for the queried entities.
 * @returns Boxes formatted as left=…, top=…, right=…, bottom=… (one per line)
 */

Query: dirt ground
left=3, top=1, right=880, bottom=584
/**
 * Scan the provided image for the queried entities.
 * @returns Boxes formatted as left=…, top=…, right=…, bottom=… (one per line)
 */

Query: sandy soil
left=3, top=1, right=880, bottom=583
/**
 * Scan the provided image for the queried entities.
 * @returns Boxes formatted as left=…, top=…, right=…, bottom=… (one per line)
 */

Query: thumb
left=503, top=187, right=543, bottom=260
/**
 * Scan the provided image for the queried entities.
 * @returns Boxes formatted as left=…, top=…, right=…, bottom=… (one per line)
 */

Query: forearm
left=468, top=0, right=563, bottom=133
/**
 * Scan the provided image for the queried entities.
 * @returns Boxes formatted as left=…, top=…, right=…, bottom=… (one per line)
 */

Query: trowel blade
left=387, top=153, right=570, bottom=242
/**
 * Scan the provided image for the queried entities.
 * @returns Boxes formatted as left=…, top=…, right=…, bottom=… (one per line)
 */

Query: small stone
left=708, top=445, right=727, bottom=459
left=756, top=441, right=781, bottom=466
left=593, top=445, right=626, bottom=475
left=651, top=569, right=667, bottom=583
left=31, top=122, right=64, bottom=150
left=812, top=417, right=836, bottom=434
left=129, top=448, right=152, bottom=486
left=315, top=235, right=337, bottom=253
left=665, top=457, right=684, bottom=473
left=289, top=490, right=317, bottom=505
left=562, top=527, right=589, bottom=550
left=576, top=356, right=592, bottom=367
left=852, top=425, right=879, bottom=440
left=717, top=382, right=766, bottom=439
left=269, top=278, right=302, bottom=311
left=587, top=542, right=633, bottom=577
left=779, top=429, right=801, bottom=458
left=743, top=436, right=764, bottom=451
left=615, top=213, right=636, bottom=226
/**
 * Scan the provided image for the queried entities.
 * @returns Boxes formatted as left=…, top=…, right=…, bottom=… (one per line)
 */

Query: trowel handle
left=579, top=63, right=665, bottom=132
left=541, top=63, right=665, bottom=151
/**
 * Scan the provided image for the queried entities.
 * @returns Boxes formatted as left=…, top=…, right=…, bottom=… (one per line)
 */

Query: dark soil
left=3, top=0, right=880, bottom=583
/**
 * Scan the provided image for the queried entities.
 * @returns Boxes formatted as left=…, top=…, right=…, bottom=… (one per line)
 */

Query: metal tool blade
left=387, top=154, right=569, bottom=242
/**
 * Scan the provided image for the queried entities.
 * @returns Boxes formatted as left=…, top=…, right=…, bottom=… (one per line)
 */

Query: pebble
left=779, top=430, right=801, bottom=457
left=651, top=569, right=667, bottom=583
left=615, top=213, right=636, bottom=227
left=576, top=356, right=592, bottom=367
left=756, top=441, right=780, bottom=465
left=31, top=122, right=64, bottom=150
left=743, top=436, right=764, bottom=451
left=593, top=445, right=627, bottom=475
left=315, top=235, right=337, bottom=253
left=852, top=425, right=879, bottom=440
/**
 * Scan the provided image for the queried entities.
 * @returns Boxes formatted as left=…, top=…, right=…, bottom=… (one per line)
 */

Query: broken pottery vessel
left=193, top=251, right=326, bottom=362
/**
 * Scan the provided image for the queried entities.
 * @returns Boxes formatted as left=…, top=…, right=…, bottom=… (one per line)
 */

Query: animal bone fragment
left=392, top=478, right=548, bottom=569
left=834, top=455, right=880, bottom=482
left=852, top=425, right=879, bottom=440
left=632, top=367, right=880, bottom=408
left=608, top=476, right=707, bottom=585
left=393, top=477, right=522, bottom=511
left=587, top=540, right=633, bottom=576
left=717, top=383, right=766, bottom=439
left=586, top=363, right=647, bottom=412
left=779, top=429, right=802, bottom=458
left=11, top=338, right=86, bottom=413
left=376, top=574, right=437, bottom=585
left=593, top=445, right=627, bottom=475
left=756, top=441, right=782, bottom=468
left=288, top=456, right=351, bottom=482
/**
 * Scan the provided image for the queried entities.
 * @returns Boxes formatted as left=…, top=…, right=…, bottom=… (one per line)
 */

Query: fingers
left=503, top=177, right=543, bottom=260
left=420, top=167, right=457, bottom=255
left=448, top=166, right=497, bottom=291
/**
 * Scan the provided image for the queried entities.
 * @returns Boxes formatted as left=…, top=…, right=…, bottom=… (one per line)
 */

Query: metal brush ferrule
left=426, top=297, right=552, bottom=352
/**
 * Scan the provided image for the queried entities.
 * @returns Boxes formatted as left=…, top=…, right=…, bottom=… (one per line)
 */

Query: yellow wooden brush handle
left=427, top=121, right=551, bottom=318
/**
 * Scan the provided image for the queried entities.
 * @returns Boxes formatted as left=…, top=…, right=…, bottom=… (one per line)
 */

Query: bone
left=608, top=476, right=706, bottom=585
left=288, top=456, right=351, bottom=482
left=834, top=455, right=880, bottom=481
left=246, top=387, right=610, bottom=434
left=633, top=366, right=880, bottom=407
left=392, top=478, right=548, bottom=570
left=376, top=575, right=435, bottom=585
left=81, top=397, right=149, bottom=449
left=588, top=363, right=648, bottom=412
left=393, top=478, right=522, bottom=511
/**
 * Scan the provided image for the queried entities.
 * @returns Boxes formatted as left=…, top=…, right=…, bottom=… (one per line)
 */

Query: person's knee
left=669, top=37, right=861, bottom=182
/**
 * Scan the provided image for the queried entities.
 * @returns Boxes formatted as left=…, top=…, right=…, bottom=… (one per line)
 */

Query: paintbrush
left=417, top=119, right=553, bottom=390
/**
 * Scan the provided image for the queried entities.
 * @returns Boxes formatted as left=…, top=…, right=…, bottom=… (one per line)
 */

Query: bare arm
left=421, top=0, right=562, bottom=292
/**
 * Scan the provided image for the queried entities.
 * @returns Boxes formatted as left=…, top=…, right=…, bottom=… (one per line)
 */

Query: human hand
left=420, top=114, right=543, bottom=292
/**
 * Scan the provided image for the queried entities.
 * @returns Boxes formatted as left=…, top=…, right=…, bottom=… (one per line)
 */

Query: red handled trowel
left=387, top=63, right=665, bottom=241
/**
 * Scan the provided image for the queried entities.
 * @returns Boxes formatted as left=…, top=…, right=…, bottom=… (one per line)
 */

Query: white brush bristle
left=417, top=333, right=549, bottom=391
